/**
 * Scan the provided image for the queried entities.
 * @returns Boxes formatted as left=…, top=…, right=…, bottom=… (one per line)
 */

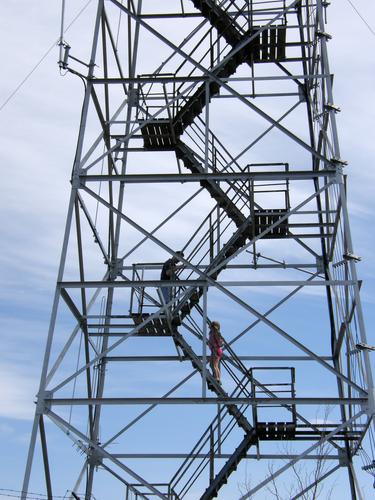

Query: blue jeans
left=161, top=286, right=171, bottom=304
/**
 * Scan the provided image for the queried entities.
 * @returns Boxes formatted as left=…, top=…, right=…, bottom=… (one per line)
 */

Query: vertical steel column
left=202, top=286, right=208, bottom=397
left=85, top=4, right=143, bottom=495
left=317, top=2, right=374, bottom=496
left=21, top=1, right=104, bottom=498
left=39, top=416, right=53, bottom=500
left=205, top=79, right=209, bottom=173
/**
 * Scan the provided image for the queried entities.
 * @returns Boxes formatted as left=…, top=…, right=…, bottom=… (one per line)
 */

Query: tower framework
left=23, top=1, right=375, bottom=499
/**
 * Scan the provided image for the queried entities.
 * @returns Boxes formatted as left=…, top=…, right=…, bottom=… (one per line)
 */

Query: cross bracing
left=23, top=1, right=374, bottom=499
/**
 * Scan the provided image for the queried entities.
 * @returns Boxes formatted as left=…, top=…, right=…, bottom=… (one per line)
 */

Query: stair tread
left=200, top=432, right=257, bottom=500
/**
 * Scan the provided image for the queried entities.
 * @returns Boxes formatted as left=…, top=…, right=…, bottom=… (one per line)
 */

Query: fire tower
left=23, top=1, right=375, bottom=499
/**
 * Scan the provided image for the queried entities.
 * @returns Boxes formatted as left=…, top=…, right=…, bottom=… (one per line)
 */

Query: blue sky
left=0, top=1, right=375, bottom=499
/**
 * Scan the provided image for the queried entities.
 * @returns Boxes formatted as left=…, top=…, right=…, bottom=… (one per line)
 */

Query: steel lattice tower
left=23, top=1, right=375, bottom=499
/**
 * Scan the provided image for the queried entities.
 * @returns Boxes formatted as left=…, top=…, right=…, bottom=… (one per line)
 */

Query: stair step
left=131, top=313, right=172, bottom=336
left=141, top=119, right=177, bottom=150
left=200, top=432, right=256, bottom=500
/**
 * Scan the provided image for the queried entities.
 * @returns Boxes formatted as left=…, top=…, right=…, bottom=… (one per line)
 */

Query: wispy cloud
left=0, top=364, right=37, bottom=420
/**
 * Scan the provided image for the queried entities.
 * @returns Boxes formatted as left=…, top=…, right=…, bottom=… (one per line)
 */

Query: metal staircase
left=200, top=433, right=256, bottom=499
left=167, top=338, right=258, bottom=498
left=175, top=141, right=245, bottom=228
left=124, top=218, right=260, bottom=496
left=191, top=0, right=287, bottom=63
left=171, top=221, right=252, bottom=326
left=140, top=0, right=289, bottom=151
left=172, top=329, right=253, bottom=433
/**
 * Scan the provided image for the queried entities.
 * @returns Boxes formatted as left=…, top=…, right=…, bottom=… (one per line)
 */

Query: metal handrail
left=169, top=374, right=251, bottom=495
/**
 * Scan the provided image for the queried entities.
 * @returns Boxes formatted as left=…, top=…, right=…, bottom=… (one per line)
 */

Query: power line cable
left=0, top=488, right=66, bottom=499
left=1, top=0, right=373, bottom=113
left=346, top=0, right=375, bottom=37
left=0, top=489, right=96, bottom=500
left=0, top=0, right=93, bottom=113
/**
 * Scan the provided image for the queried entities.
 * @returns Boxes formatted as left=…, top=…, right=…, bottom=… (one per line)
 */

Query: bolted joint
left=71, top=172, right=83, bottom=189
left=338, top=448, right=349, bottom=467
left=109, top=257, right=124, bottom=280
left=316, top=256, right=324, bottom=274
left=128, top=88, right=139, bottom=107
left=35, top=391, right=53, bottom=415
left=298, top=85, right=306, bottom=103
left=87, top=446, right=104, bottom=467
left=77, top=169, right=86, bottom=188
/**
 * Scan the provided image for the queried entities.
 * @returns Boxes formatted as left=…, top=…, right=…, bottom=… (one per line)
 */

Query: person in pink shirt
left=208, top=321, right=224, bottom=383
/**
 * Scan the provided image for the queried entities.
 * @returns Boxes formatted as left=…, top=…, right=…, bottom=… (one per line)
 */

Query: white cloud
left=0, top=364, right=37, bottom=421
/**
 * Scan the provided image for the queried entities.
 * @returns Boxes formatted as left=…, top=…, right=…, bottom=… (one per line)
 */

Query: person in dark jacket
left=160, top=251, right=184, bottom=304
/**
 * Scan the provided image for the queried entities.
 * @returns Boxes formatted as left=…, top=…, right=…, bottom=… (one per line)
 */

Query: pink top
left=209, top=329, right=223, bottom=357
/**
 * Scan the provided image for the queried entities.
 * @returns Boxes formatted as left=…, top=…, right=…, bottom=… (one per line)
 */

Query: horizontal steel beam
left=134, top=12, right=306, bottom=20
left=104, top=356, right=333, bottom=361
left=47, top=397, right=367, bottom=406
left=58, top=279, right=357, bottom=288
left=121, top=263, right=319, bottom=270
left=80, top=170, right=337, bottom=183
left=90, top=73, right=330, bottom=85
left=109, top=453, right=339, bottom=460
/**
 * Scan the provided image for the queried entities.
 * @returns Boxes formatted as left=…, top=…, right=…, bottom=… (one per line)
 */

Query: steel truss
left=23, top=1, right=375, bottom=499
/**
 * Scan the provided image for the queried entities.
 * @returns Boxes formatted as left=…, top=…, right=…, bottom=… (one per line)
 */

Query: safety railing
left=126, top=201, right=234, bottom=320
left=183, top=118, right=252, bottom=209
left=169, top=372, right=252, bottom=497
